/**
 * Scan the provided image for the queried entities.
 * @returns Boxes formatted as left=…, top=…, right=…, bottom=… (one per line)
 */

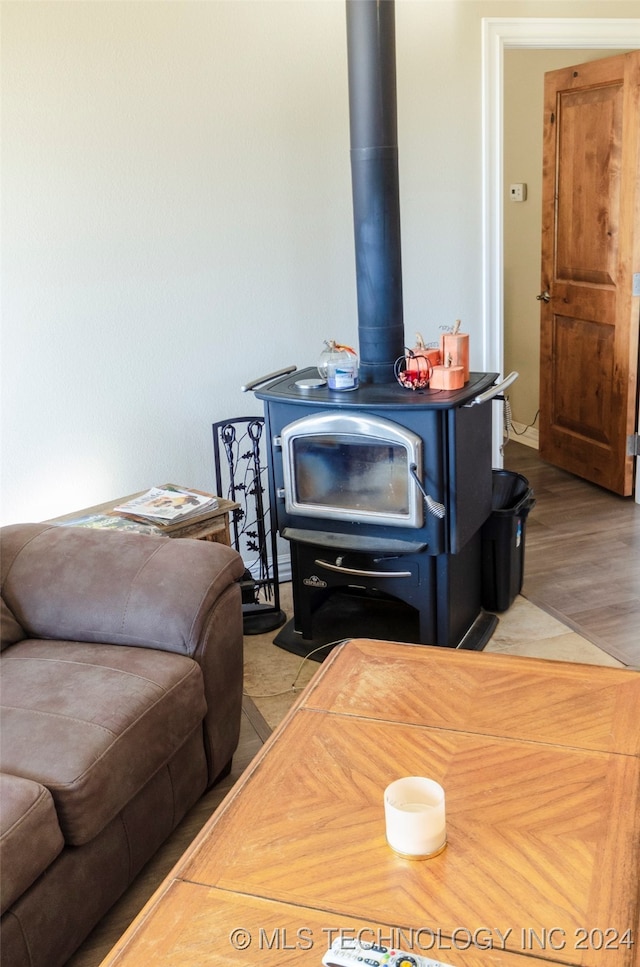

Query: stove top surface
left=255, top=367, right=498, bottom=409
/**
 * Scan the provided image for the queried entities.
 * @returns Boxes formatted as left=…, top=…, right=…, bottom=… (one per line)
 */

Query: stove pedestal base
left=276, top=530, right=498, bottom=658
left=273, top=592, right=498, bottom=661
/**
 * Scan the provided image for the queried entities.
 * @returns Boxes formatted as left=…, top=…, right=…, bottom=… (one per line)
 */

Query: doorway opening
left=480, top=16, right=640, bottom=502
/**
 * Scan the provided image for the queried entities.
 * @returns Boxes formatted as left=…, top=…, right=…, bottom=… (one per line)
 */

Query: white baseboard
left=509, top=423, right=539, bottom=450
left=276, top=553, right=292, bottom=582
left=245, top=553, right=292, bottom=582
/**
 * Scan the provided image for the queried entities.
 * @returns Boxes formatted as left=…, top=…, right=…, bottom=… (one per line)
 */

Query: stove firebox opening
left=280, top=412, right=423, bottom=528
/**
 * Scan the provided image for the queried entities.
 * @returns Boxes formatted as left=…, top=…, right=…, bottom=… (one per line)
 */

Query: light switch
left=509, top=183, right=527, bottom=202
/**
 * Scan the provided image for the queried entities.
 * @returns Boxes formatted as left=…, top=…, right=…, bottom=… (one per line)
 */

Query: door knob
left=536, top=290, right=551, bottom=303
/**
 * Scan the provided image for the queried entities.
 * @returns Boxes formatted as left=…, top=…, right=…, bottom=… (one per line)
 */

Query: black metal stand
left=212, top=417, right=286, bottom=635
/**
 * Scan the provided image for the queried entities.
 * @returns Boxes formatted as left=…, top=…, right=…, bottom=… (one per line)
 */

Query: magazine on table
left=112, top=486, right=219, bottom=526
left=55, top=515, right=163, bottom=536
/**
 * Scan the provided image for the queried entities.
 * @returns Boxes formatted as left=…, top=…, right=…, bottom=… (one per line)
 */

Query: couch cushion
left=1, top=523, right=245, bottom=657
left=0, top=639, right=207, bottom=846
left=0, top=773, right=65, bottom=914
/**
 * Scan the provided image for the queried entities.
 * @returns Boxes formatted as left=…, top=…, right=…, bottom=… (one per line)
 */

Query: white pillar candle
left=384, top=777, right=446, bottom=859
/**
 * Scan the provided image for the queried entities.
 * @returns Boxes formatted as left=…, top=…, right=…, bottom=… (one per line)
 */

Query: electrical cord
left=500, top=399, right=539, bottom=455
left=245, top=638, right=349, bottom=699
left=511, top=408, right=540, bottom=435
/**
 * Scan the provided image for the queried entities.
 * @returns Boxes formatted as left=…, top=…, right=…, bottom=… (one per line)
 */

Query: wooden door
left=539, top=51, right=640, bottom=496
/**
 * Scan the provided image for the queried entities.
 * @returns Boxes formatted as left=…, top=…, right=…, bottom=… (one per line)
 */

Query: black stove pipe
left=346, top=0, right=405, bottom=384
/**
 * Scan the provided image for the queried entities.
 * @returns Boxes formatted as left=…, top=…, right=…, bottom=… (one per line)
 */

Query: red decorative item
left=395, top=348, right=432, bottom=390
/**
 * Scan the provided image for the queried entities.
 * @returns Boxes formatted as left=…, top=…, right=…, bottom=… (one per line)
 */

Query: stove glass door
left=280, top=412, right=423, bottom=528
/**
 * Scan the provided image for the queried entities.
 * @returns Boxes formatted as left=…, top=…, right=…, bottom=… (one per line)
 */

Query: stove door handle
left=466, top=370, right=519, bottom=406
left=315, top=559, right=412, bottom=579
left=241, top=366, right=297, bottom=393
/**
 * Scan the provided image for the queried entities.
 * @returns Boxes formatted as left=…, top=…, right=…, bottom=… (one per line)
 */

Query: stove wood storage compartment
left=255, top=368, right=499, bottom=652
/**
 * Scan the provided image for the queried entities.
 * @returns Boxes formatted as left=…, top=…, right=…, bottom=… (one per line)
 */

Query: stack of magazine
left=111, top=485, right=219, bottom=530
left=56, top=485, right=220, bottom=535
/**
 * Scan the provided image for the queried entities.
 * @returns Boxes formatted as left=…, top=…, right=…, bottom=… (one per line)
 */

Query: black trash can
left=481, top=470, right=535, bottom=613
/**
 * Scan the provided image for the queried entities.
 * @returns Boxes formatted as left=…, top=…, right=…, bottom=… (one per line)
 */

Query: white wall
left=2, top=0, right=639, bottom=523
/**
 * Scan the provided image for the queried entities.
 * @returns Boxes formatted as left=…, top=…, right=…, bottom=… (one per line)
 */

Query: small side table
left=48, top=489, right=239, bottom=547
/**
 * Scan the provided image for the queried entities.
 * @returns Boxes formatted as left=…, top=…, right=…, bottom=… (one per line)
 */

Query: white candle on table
left=384, top=776, right=446, bottom=859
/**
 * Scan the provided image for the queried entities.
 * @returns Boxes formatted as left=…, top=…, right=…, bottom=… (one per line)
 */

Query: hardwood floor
left=503, top=441, right=640, bottom=667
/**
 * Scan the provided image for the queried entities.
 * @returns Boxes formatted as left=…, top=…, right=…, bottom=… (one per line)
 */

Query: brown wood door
left=539, top=51, right=640, bottom=496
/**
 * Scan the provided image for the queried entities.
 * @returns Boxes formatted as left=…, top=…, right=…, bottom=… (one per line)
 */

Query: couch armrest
left=1, top=523, right=246, bottom=782
left=1, top=523, right=244, bottom=655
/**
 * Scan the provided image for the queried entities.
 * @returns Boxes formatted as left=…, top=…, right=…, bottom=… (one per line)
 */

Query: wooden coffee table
left=100, top=640, right=640, bottom=967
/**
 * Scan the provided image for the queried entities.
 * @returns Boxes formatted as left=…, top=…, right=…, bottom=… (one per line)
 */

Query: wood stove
left=244, top=0, right=514, bottom=654
left=246, top=367, right=510, bottom=654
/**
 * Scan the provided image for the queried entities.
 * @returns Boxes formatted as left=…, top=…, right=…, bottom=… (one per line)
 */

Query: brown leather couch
left=0, top=522, right=245, bottom=967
